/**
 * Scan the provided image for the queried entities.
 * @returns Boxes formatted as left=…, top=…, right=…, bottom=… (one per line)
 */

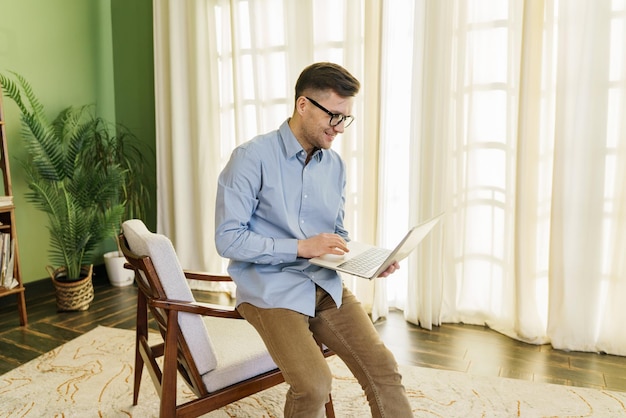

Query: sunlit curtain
left=152, top=0, right=384, bottom=307
left=152, top=0, right=230, bottom=292
left=154, top=0, right=626, bottom=355
left=379, top=0, right=626, bottom=355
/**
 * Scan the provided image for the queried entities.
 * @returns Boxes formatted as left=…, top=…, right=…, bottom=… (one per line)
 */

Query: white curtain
left=152, top=0, right=383, bottom=305
left=152, top=0, right=230, bottom=291
left=153, top=0, right=626, bottom=355
left=378, top=0, right=626, bottom=355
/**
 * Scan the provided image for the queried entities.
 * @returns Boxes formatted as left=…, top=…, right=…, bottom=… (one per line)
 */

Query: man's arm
left=215, top=147, right=298, bottom=265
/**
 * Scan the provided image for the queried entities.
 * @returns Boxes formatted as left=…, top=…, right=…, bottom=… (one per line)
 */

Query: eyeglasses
left=305, top=97, right=355, bottom=128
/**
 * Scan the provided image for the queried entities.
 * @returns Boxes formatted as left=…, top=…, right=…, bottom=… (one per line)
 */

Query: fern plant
left=0, top=72, right=125, bottom=281
left=80, top=115, right=152, bottom=254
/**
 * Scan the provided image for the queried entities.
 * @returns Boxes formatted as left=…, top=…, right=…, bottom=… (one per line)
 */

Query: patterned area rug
left=1, top=326, right=625, bottom=417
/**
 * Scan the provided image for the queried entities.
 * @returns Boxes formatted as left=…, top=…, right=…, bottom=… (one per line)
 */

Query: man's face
left=300, top=92, right=354, bottom=152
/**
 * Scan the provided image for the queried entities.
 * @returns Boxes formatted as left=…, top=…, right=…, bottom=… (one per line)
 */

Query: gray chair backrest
left=122, top=219, right=218, bottom=374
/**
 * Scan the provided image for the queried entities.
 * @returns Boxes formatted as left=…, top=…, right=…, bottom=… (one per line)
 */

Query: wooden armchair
left=120, top=219, right=335, bottom=418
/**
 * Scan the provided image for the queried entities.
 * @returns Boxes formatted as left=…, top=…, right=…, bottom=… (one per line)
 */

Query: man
left=215, top=62, right=413, bottom=417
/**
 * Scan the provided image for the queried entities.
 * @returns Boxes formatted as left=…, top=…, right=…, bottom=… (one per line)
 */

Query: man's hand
left=378, top=261, right=400, bottom=278
left=298, top=233, right=349, bottom=259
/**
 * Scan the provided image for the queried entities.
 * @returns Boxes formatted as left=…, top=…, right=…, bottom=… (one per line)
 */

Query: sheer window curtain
left=154, top=0, right=626, bottom=355
left=378, top=0, right=626, bottom=355
left=152, top=0, right=385, bottom=306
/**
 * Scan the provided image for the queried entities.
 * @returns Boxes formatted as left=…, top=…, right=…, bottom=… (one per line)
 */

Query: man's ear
left=295, top=96, right=308, bottom=116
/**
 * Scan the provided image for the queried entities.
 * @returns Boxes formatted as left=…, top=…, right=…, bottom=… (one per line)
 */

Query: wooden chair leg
left=160, top=309, right=180, bottom=417
left=325, top=393, right=335, bottom=418
left=133, top=289, right=148, bottom=405
left=133, top=341, right=144, bottom=405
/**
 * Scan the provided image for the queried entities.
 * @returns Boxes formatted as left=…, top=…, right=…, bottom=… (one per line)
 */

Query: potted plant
left=0, top=72, right=126, bottom=311
left=81, top=119, right=152, bottom=287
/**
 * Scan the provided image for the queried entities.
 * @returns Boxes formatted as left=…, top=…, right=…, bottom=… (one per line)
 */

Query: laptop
left=309, top=213, right=443, bottom=279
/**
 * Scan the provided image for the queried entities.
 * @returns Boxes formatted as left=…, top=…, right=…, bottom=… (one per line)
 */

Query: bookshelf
left=0, top=83, right=27, bottom=326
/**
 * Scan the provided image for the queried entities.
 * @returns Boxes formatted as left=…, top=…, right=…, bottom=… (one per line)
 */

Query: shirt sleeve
left=215, top=146, right=299, bottom=264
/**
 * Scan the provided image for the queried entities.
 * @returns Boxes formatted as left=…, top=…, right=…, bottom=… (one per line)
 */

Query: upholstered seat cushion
left=201, top=316, right=278, bottom=392
left=122, top=220, right=218, bottom=375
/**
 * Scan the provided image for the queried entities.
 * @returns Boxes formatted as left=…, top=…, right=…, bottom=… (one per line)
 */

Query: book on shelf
left=0, top=195, right=12, bottom=207
left=0, top=233, right=16, bottom=289
left=6, top=241, right=16, bottom=289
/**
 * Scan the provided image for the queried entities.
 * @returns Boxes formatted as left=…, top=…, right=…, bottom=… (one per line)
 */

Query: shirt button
left=301, top=219, right=305, bottom=224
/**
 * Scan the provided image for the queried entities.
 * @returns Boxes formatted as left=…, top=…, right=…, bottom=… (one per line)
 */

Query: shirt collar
left=279, top=119, right=324, bottom=162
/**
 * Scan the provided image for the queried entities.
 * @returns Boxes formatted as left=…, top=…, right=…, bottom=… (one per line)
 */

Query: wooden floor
left=2, top=267, right=626, bottom=393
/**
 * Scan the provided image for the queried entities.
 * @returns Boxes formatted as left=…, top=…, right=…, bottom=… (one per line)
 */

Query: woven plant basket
left=47, top=265, right=94, bottom=312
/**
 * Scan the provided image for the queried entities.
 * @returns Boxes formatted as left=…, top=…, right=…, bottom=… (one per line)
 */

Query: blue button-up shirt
left=215, top=119, right=349, bottom=316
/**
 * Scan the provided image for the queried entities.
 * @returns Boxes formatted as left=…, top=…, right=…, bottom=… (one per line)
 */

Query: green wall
left=0, top=0, right=156, bottom=284
left=111, top=0, right=156, bottom=233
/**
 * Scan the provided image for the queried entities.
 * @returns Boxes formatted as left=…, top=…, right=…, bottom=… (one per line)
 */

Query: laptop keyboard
left=337, top=247, right=391, bottom=276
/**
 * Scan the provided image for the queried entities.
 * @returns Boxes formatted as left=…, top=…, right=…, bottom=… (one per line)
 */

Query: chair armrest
left=151, top=298, right=243, bottom=319
left=183, top=270, right=234, bottom=282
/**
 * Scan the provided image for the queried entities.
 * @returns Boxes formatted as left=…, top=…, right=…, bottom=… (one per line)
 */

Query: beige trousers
left=237, top=286, right=413, bottom=418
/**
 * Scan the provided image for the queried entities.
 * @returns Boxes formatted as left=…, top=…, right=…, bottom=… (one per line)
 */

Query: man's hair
left=294, top=62, right=360, bottom=101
